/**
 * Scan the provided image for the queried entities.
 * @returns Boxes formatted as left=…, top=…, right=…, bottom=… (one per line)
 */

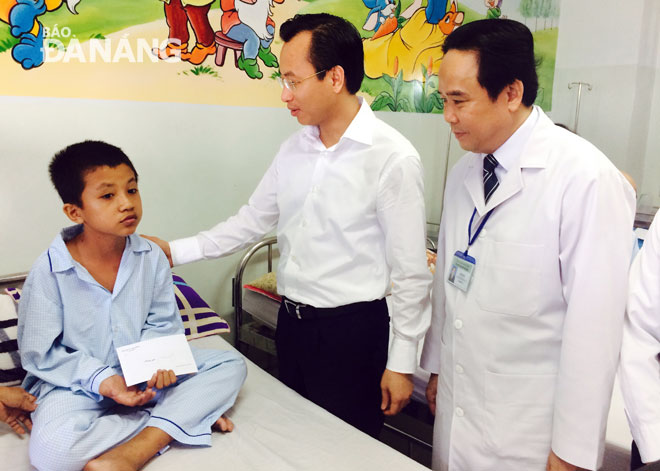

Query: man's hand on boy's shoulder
left=141, top=234, right=173, bottom=267
left=99, top=375, right=156, bottom=407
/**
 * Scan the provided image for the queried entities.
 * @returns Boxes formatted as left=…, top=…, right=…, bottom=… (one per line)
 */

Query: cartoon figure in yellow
left=363, top=0, right=463, bottom=81
left=0, top=0, right=80, bottom=69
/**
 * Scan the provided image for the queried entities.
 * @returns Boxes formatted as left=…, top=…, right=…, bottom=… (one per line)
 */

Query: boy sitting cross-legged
left=18, top=140, right=246, bottom=471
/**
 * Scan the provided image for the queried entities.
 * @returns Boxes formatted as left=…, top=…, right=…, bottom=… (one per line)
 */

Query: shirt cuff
left=89, top=366, right=118, bottom=396
left=386, top=336, right=419, bottom=374
left=170, top=236, right=204, bottom=267
left=420, top=351, right=441, bottom=374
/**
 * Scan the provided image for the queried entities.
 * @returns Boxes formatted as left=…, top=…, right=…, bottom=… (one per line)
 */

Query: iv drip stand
left=568, top=82, right=592, bottom=134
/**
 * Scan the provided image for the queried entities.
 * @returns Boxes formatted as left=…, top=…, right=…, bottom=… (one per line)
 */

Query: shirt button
left=455, top=364, right=464, bottom=374
left=455, top=407, right=464, bottom=417
left=454, top=319, right=463, bottom=330
left=291, top=256, right=298, bottom=264
left=301, top=219, right=307, bottom=227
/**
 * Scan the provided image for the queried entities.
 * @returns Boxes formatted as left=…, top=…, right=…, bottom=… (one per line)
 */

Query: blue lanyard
left=466, top=207, right=493, bottom=255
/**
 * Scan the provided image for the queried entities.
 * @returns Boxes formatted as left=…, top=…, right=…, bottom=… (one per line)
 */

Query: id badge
left=448, top=251, right=476, bottom=292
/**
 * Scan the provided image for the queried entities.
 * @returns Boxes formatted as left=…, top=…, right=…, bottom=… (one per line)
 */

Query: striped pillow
left=173, top=274, right=230, bottom=340
left=0, top=292, right=25, bottom=387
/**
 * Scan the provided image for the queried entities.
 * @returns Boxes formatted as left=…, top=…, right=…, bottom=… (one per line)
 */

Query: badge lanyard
left=466, top=208, right=493, bottom=256
left=447, top=207, right=493, bottom=292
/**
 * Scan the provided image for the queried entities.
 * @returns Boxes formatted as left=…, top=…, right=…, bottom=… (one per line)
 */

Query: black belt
left=281, top=296, right=383, bottom=320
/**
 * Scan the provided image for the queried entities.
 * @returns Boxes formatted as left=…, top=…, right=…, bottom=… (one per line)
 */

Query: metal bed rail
left=231, top=237, right=278, bottom=347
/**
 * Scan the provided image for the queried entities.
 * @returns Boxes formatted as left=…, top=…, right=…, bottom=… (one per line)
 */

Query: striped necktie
left=483, top=153, right=499, bottom=203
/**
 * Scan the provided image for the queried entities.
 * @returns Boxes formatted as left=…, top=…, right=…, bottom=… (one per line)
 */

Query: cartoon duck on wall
left=363, top=0, right=463, bottom=81
left=1, top=0, right=80, bottom=69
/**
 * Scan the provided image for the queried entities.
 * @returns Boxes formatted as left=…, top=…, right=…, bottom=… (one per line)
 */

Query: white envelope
left=116, top=334, right=198, bottom=386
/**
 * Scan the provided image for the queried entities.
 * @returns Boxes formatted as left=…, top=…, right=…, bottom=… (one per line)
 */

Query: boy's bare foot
left=213, top=415, right=234, bottom=433
left=84, top=427, right=171, bottom=471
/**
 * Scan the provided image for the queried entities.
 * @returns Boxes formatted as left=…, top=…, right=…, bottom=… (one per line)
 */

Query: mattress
left=0, top=335, right=428, bottom=471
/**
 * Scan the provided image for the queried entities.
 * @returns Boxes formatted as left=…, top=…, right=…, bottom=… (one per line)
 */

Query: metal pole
left=568, top=82, right=593, bottom=134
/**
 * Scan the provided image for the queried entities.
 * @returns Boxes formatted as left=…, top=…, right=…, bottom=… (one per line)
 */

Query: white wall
left=0, top=96, right=451, bottom=332
left=550, top=0, right=660, bottom=208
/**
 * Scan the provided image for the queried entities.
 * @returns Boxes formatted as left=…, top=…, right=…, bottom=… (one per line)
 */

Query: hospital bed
left=0, top=272, right=428, bottom=471
left=232, top=238, right=638, bottom=471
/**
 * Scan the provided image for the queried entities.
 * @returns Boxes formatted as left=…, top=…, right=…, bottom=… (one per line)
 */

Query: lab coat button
left=455, top=407, right=464, bottom=417
left=301, top=220, right=307, bottom=227
left=455, top=364, right=464, bottom=374
left=454, top=319, right=463, bottom=330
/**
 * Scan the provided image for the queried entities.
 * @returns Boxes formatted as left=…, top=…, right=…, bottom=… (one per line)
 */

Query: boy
left=18, top=141, right=246, bottom=471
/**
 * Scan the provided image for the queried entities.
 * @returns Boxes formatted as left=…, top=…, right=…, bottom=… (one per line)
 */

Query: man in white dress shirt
left=421, top=19, right=635, bottom=470
left=146, top=13, right=431, bottom=437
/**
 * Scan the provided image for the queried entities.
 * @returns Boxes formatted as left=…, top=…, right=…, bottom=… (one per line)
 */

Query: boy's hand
left=148, top=369, right=177, bottom=389
left=141, top=235, right=173, bottom=267
left=0, top=386, right=37, bottom=435
left=99, top=375, right=156, bottom=407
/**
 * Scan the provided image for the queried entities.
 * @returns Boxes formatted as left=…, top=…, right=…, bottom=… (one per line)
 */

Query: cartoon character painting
left=362, top=0, right=396, bottom=35
left=0, top=0, right=80, bottom=69
left=363, top=0, right=463, bottom=81
left=221, top=0, right=283, bottom=79
left=485, top=0, right=502, bottom=19
left=152, top=0, right=216, bottom=65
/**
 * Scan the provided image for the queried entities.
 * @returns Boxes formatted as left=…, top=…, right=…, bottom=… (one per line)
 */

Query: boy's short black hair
left=280, top=13, right=364, bottom=94
left=49, top=140, right=138, bottom=207
left=442, top=19, right=539, bottom=107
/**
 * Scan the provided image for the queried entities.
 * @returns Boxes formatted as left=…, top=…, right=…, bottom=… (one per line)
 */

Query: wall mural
left=0, top=0, right=560, bottom=112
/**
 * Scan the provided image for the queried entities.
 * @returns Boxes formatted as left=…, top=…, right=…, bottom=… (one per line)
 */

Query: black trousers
left=275, top=298, right=390, bottom=438
left=633, top=441, right=643, bottom=470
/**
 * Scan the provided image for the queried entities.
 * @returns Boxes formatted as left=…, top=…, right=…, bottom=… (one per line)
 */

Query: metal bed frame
left=231, top=236, right=278, bottom=350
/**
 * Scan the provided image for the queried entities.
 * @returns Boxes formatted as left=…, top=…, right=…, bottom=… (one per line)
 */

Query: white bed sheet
left=0, top=335, right=427, bottom=471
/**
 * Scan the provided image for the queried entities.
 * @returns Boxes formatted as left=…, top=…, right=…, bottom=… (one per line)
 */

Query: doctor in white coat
left=421, top=19, right=635, bottom=471
left=620, top=210, right=660, bottom=470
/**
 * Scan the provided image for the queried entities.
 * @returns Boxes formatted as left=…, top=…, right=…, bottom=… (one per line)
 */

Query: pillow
left=244, top=272, right=281, bottom=301
left=173, top=274, right=230, bottom=340
left=0, top=292, right=25, bottom=387
left=6, top=277, right=229, bottom=345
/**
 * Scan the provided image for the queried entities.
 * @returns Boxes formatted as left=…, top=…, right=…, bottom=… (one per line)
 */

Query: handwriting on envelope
left=116, top=334, right=198, bottom=386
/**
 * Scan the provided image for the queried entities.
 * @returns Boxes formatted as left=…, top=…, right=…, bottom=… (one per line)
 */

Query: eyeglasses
left=276, top=69, right=327, bottom=92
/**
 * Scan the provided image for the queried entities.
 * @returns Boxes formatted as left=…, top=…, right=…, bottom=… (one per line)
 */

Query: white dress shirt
left=170, top=98, right=432, bottom=373
left=620, top=210, right=660, bottom=464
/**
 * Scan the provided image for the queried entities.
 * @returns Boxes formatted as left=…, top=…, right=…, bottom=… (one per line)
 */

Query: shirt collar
left=484, top=105, right=539, bottom=172
left=48, top=225, right=151, bottom=273
left=302, top=97, right=374, bottom=149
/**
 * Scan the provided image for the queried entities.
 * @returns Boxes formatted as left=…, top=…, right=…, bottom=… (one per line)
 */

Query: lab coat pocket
left=476, top=241, right=544, bottom=317
left=483, top=371, right=555, bottom=463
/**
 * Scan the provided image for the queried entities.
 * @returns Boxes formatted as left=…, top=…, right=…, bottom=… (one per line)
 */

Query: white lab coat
left=620, top=210, right=660, bottom=464
left=421, top=108, right=635, bottom=471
